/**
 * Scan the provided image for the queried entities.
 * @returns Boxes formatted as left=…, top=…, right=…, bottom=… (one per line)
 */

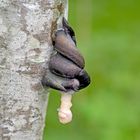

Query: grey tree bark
left=0, top=0, right=68, bottom=140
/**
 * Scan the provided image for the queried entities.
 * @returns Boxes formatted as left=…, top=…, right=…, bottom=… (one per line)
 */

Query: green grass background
left=43, top=0, right=140, bottom=140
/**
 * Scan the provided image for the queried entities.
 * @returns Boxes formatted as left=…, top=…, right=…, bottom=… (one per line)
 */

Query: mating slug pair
left=42, top=17, right=91, bottom=124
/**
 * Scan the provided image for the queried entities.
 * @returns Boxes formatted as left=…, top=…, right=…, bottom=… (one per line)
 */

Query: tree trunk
left=0, top=0, right=68, bottom=140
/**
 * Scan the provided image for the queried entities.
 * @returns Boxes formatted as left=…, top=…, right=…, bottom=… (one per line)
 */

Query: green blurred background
left=43, top=0, right=140, bottom=140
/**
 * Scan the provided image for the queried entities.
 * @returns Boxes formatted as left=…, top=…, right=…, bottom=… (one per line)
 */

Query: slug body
left=42, top=17, right=90, bottom=93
